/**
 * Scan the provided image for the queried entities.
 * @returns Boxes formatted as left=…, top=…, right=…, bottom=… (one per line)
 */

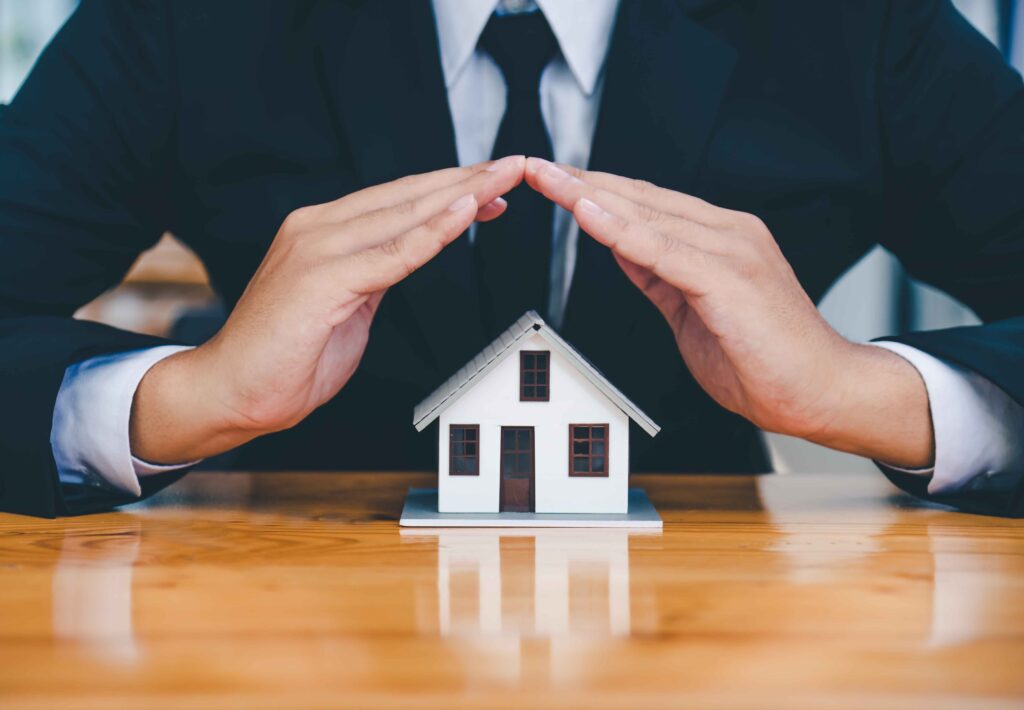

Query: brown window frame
left=568, top=424, right=609, bottom=477
left=520, top=350, right=550, bottom=402
left=449, top=424, right=480, bottom=476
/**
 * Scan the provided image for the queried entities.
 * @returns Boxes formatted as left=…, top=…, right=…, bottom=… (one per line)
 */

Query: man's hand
left=525, top=158, right=935, bottom=469
left=131, top=156, right=526, bottom=464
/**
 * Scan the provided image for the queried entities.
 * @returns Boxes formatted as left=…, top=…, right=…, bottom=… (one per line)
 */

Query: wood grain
left=1, top=471, right=1022, bottom=710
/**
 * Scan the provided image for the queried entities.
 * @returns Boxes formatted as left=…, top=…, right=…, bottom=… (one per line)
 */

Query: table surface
left=1, top=471, right=1022, bottom=710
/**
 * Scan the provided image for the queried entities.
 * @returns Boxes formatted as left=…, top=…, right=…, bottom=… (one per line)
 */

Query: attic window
left=569, top=424, right=609, bottom=477
left=520, top=351, right=550, bottom=401
left=449, top=425, right=480, bottom=475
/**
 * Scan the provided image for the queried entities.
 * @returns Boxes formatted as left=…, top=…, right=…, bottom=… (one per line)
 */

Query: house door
left=500, top=427, right=534, bottom=513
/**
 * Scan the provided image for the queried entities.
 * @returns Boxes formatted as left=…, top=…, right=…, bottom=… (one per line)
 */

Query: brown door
left=500, top=427, right=534, bottom=513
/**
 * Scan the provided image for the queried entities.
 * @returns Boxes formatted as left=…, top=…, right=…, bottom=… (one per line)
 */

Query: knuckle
left=733, top=249, right=762, bottom=280
left=281, top=205, right=316, bottom=234
left=656, top=230, right=678, bottom=256
left=391, top=199, right=419, bottom=217
left=631, top=178, right=654, bottom=195
left=632, top=201, right=663, bottom=224
left=739, top=211, right=769, bottom=236
left=425, top=216, right=454, bottom=250
left=565, top=164, right=587, bottom=180
left=377, top=237, right=403, bottom=260
left=377, top=238, right=417, bottom=278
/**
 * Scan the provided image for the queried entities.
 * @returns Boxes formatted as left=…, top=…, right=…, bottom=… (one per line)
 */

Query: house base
left=398, top=488, right=662, bottom=529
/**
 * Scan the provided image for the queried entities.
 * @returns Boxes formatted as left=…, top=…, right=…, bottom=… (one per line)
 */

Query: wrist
left=129, top=345, right=261, bottom=464
left=805, top=341, right=935, bottom=468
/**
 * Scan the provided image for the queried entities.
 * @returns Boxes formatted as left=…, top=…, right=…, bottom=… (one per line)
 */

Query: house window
left=449, top=425, right=479, bottom=475
left=520, top=351, right=550, bottom=401
left=569, top=424, right=609, bottom=477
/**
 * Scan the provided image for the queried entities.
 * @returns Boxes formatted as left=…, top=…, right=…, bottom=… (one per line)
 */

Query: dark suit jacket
left=1, top=0, right=1022, bottom=518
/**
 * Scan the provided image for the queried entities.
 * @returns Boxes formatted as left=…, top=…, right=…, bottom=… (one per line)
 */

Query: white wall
left=438, top=331, right=630, bottom=514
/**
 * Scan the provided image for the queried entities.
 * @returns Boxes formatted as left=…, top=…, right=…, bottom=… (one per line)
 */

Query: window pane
left=451, top=428, right=464, bottom=443
left=523, top=385, right=535, bottom=399
left=592, top=456, right=605, bottom=472
left=591, top=426, right=606, bottom=440
left=452, top=442, right=465, bottom=457
left=592, top=441, right=605, bottom=455
left=464, top=442, right=476, bottom=456
left=464, top=428, right=477, bottom=442
left=523, top=353, right=535, bottom=369
left=573, top=426, right=589, bottom=439
left=537, top=352, right=548, bottom=368
left=517, top=454, right=530, bottom=473
left=535, top=384, right=547, bottom=398
left=524, top=371, right=535, bottom=385
left=503, top=429, right=515, bottom=449
left=518, top=429, right=531, bottom=448
left=502, top=453, right=515, bottom=471
left=574, top=441, right=589, bottom=455
left=573, top=457, right=589, bottom=473
left=537, top=371, right=547, bottom=385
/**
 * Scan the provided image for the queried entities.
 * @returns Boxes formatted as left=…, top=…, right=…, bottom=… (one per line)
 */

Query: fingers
left=325, top=155, right=524, bottom=256
left=324, top=155, right=524, bottom=224
left=334, top=193, right=479, bottom=294
left=527, top=158, right=721, bottom=254
left=573, top=196, right=712, bottom=298
left=525, top=157, right=725, bottom=226
left=475, top=197, right=508, bottom=223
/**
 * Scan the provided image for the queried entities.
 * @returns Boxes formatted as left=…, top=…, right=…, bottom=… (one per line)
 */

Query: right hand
left=130, top=156, right=526, bottom=464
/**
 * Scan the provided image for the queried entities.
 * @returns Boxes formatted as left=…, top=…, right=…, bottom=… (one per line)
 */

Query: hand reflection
left=51, top=522, right=141, bottom=664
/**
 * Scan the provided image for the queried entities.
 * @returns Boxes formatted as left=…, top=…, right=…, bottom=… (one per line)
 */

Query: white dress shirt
left=50, top=0, right=1024, bottom=502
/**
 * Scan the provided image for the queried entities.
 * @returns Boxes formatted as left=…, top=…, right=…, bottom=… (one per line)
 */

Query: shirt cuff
left=870, top=341, right=1024, bottom=496
left=50, top=345, right=198, bottom=498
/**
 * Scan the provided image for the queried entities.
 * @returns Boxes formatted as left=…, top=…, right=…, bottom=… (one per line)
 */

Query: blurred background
left=2, top=0, right=1022, bottom=474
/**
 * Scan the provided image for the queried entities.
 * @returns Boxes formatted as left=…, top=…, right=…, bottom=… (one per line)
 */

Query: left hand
left=525, top=158, right=934, bottom=468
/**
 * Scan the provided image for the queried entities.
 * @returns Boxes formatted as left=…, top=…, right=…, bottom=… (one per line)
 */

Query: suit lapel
left=318, top=0, right=486, bottom=376
left=563, top=0, right=738, bottom=356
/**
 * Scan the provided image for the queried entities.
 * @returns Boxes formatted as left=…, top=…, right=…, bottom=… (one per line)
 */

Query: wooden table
left=1, top=471, right=1022, bottom=709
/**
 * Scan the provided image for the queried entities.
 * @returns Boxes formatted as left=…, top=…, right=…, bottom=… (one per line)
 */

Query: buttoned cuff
left=870, top=342, right=1024, bottom=496
left=50, top=345, right=198, bottom=498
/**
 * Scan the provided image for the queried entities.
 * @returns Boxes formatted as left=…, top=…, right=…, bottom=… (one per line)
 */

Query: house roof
left=413, top=311, right=661, bottom=437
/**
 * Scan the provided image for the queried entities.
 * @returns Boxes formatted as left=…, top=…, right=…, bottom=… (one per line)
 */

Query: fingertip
left=475, top=196, right=508, bottom=222
left=486, top=154, right=526, bottom=173
left=525, top=156, right=550, bottom=178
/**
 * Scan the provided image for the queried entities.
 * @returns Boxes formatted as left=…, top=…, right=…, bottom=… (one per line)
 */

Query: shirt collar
left=431, top=0, right=620, bottom=96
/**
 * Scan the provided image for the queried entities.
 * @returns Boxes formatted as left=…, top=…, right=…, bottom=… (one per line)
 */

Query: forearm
left=799, top=342, right=935, bottom=469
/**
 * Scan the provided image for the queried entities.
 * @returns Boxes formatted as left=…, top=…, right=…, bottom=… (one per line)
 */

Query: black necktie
left=474, top=10, right=559, bottom=335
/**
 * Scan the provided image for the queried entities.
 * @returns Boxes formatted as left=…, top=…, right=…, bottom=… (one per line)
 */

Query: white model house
left=413, top=311, right=659, bottom=515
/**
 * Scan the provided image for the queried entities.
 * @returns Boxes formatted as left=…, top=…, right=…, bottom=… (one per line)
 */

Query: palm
left=615, top=255, right=750, bottom=417
left=311, top=295, right=381, bottom=404
left=674, top=302, right=747, bottom=415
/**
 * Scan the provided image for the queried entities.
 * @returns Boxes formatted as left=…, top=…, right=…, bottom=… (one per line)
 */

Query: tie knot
left=478, top=11, right=559, bottom=96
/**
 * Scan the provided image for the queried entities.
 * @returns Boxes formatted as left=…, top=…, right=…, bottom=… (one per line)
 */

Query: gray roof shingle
left=413, top=311, right=660, bottom=437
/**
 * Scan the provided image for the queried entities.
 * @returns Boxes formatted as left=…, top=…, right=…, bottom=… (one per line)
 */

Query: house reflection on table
left=403, top=528, right=658, bottom=638
left=402, top=527, right=660, bottom=685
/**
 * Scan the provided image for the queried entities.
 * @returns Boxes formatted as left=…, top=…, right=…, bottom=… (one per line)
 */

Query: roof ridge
left=412, top=311, right=660, bottom=437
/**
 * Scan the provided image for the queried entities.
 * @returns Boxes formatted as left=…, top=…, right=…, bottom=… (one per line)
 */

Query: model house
left=413, top=311, right=659, bottom=515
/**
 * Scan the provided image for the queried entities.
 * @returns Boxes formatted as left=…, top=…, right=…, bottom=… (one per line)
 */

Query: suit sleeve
left=875, top=0, right=1024, bottom=516
left=0, top=0, right=184, bottom=517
